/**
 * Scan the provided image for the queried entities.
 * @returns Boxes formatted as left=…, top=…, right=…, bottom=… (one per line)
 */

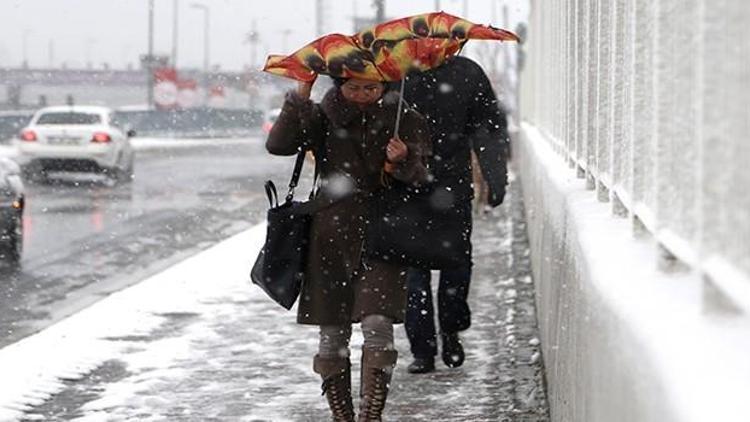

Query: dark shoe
left=407, top=356, right=435, bottom=374
left=441, top=332, right=465, bottom=368
left=314, top=355, right=355, bottom=422
left=358, top=348, right=397, bottom=422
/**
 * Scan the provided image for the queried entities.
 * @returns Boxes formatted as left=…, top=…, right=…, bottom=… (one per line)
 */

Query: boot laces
left=361, top=369, right=388, bottom=419
left=322, top=374, right=354, bottom=421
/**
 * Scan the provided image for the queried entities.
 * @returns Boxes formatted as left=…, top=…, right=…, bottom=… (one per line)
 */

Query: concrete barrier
left=517, top=123, right=750, bottom=422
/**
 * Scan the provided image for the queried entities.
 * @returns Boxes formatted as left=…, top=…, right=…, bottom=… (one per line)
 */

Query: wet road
left=0, top=137, right=295, bottom=348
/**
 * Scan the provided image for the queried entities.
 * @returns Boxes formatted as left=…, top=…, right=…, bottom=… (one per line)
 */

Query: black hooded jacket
left=399, top=55, right=509, bottom=207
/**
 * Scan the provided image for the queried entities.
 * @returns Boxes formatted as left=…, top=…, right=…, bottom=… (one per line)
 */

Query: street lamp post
left=281, top=29, right=292, bottom=52
left=22, top=29, right=32, bottom=68
left=147, top=0, right=155, bottom=107
left=172, top=0, right=179, bottom=67
left=48, top=39, right=55, bottom=68
left=85, top=38, right=97, bottom=69
left=191, top=3, right=210, bottom=102
left=373, top=0, right=385, bottom=22
left=316, top=0, right=325, bottom=36
left=245, top=20, right=259, bottom=68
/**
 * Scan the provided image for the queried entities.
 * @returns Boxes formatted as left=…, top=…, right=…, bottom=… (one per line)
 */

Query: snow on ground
left=0, top=178, right=548, bottom=421
left=0, top=224, right=268, bottom=422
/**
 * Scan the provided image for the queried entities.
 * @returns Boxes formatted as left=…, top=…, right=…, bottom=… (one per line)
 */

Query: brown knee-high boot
left=358, top=348, right=397, bottom=422
left=313, top=355, right=355, bottom=422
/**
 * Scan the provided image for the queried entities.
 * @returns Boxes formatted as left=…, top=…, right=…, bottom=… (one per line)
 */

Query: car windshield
left=36, top=112, right=101, bottom=125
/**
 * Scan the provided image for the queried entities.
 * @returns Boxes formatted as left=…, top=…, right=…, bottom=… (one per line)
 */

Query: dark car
left=0, top=158, right=25, bottom=266
left=0, top=111, right=34, bottom=144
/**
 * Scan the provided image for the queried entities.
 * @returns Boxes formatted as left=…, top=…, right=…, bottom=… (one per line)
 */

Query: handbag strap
left=264, top=181, right=279, bottom=208
left=310, top=136, right=326, bottom=201
left=283, top=116, right=328, bottom=205
left=284, top=150, right=306, bottom=203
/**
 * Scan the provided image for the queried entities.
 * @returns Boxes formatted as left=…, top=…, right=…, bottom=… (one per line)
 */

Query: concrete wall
left=517, top=124, right=750, bottom=422
left=521, top=0, right=750, bottom=309
left=519, top=0, right=750, bottom=420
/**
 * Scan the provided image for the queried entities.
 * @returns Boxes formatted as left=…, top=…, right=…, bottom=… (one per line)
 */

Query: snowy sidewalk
left=1, top=179, right=548, bottom=422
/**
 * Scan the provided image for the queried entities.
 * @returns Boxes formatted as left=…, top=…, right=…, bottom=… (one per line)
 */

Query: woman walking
left=266, top=77, right=430, bottom=421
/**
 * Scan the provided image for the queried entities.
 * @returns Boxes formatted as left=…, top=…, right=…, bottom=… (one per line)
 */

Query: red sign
left=177, top=79, right=198, bottom=109
left=153, top=67, right=178, bottom=110
left=208, top=85, right=226, bottom=108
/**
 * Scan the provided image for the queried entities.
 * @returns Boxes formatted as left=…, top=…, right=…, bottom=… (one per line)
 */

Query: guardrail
left=521, top=0, right=750, bottom=313
left=112, top=108, right=263, bottom=138
left=0, top=108, right=263, bottom=143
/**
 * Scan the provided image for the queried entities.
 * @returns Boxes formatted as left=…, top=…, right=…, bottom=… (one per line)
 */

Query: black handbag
left=251, top=150, right=318, bottom=310
left=365, top=181, right=472, bottom=270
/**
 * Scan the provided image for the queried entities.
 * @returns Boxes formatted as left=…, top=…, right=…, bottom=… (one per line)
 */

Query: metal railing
left=0, top=109, right=263, bottom=143
left=112, top=108, right=262, bottom=138
left=521, top=0, right=750, bottom=312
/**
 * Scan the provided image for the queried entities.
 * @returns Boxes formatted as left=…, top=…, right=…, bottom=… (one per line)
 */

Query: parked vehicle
left=0, top=158, right=24, bottom=266
left=0, top=111, right=34, bottom=144
left=16, top=106, right=135, bottom=182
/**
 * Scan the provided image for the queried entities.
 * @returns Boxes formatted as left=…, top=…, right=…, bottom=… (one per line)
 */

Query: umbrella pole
left=394, top=77, right=406, bottom=138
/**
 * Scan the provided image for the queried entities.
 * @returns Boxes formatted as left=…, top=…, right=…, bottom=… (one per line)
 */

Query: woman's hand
left=297, top=79, right=315, bottom=100
left=386, top=137, right=408, bottom=163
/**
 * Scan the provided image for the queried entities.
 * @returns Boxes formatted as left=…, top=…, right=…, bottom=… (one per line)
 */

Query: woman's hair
left=330, top=76, right=392, bottom=91
left=331, top=77, right=349, bottom=89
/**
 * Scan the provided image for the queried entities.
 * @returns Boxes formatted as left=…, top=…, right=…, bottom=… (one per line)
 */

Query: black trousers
left=404, top=265, right=473, bottom=358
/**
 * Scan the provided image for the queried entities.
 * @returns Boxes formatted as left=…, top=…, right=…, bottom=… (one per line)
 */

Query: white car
left=16, top=106, right=135, bottom=182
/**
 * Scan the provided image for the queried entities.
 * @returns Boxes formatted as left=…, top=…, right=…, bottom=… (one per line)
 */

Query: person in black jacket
left=400, top=55, right=509, bottom=374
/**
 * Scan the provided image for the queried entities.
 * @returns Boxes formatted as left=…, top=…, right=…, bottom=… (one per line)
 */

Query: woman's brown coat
left=266, top=87, right=431, bottom=325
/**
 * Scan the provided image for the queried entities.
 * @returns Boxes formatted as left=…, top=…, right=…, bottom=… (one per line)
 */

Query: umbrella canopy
left=263, top=12, right=519, bottom=82
left=264, top=33, right=381, bottom=82
left=354, top=12, right=519, bottom=81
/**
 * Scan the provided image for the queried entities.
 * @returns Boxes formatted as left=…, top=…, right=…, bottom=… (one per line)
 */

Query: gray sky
left=0, top=0, right=528, bottom=71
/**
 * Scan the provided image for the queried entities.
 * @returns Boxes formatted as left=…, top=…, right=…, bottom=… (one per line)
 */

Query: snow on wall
left=519, top=0, right=750, bottom=420
left=521, top=0, right=750, bottom=313
left=517, top=123, right=750, bottom=422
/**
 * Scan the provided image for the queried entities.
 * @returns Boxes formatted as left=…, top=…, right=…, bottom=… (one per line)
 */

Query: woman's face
left=340, top=79, right=385, bottom=106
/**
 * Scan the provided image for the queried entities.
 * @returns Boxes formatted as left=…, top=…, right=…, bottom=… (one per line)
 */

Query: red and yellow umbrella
left=264, top=33, right=380, bottom=82
left=263, top=12, right=519, bottom=82
left=354, top=11, right=519, bottom=81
